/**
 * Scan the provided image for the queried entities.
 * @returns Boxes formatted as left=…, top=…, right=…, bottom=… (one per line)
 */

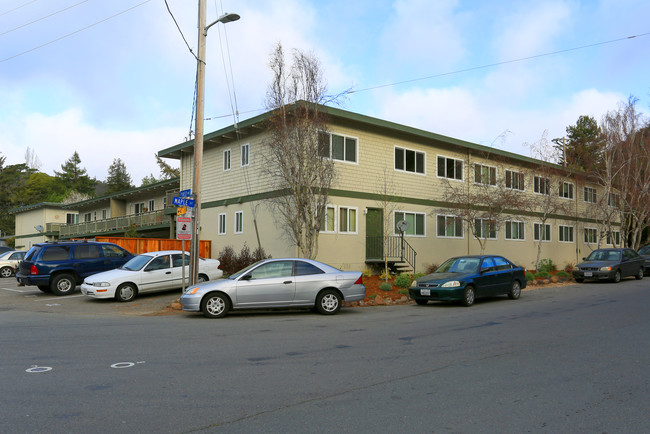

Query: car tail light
left=30, top=265, right=39, bottom=275
left=354, top=276, right=363, bottom=285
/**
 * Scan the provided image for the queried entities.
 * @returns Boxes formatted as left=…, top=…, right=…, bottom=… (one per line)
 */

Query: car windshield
left=639, top=246, right=650, bottom=255
left=586, top=250, right=620, bottom=261
left=121, top=255, right=154, bottom=271
left=436, top=257, right=480, bottom=274
left=0, top=251, right=11, bottom=260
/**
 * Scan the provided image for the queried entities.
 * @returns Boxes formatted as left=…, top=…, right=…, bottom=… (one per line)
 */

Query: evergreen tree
left=156, top=155, right=180, bottom=179
left=553, top=115, right=602, bottom=172
left=105, top=158, right=133, bottom=194
left=54, top=151, right=97, bottom=195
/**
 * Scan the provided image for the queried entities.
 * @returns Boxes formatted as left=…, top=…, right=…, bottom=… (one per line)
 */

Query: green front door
left=366, top=208, right=383, bottom=259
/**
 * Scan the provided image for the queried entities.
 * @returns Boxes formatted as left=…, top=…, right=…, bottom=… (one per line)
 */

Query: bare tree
left=262, top=43, right=337, bottom=259
left=375, top=167, right=400, bottom=281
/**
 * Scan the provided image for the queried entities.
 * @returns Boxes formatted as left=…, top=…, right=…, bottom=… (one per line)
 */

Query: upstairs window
left=319, top=132, right=357, bottom=163
left=395, top=147, right=425, bottom=174
left=223, top=149, right=231, bottom=171
left=534, top=176, right=550, bottom=195
left=437, top=156, right=463, bottom=180
left=241, top=144, right=250, bottom=167
left=505, top=170, right=525, bottom=191
left=559, top=181, right=574, bottom=199
left=474, top=164, right=496, bottom=186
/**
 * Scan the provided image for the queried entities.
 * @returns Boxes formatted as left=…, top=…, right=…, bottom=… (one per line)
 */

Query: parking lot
left=0, top=277, right=183, bottom=316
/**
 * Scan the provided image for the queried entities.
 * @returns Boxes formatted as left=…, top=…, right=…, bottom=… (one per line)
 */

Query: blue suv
left=16, top=241, right=134, bottom=296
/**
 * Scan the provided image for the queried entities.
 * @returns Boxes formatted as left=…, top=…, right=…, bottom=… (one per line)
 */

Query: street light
left=189, top=4, right=240, bottom=285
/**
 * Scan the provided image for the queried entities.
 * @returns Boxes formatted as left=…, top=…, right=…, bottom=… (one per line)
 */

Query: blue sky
left=1, top=0, right=648, bottom=184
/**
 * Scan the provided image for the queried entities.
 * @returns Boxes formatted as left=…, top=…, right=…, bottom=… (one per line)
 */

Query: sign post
left=176, top=216, right=192, bottom=292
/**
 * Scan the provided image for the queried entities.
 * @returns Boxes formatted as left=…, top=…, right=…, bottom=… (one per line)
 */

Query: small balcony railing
left=59, top=210, right=166, bottom=238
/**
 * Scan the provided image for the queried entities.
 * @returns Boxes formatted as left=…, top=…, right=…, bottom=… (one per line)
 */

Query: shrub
left=534, top=271, right=550, bottom=279
left=379, top=282, right=393, bottom=291
left=362, top=269, right=372, bottom=278
left=398, top=289, right=409, bottom=296
left=412, top=272, right=426, bottom=279
left=217, top=243, right=270, bottom=276
left=394, top=273, right=412, bottom=289
left=538, top=259, right=556, bottom=273
left=380, top=270, right=391, bottom=281
left=525, top=272, right=535, bottom=281
left=564, top=262, right=575, bottom=273
left=556, top=270, right=570, bottom=278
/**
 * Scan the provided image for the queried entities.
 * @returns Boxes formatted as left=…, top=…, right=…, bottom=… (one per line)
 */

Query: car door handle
left=283, top=280, right=292, bottom=284
left=166, top=271, right=171, bottom=274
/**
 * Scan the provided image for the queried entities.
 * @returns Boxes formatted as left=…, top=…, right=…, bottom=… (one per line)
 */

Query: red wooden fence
left=94, top=236, right=212, bottom=258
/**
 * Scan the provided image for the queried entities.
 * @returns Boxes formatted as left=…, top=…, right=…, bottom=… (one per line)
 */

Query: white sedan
left=81, top=250, right=222, bottom=302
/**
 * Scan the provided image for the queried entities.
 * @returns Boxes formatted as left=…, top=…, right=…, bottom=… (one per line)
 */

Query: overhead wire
left=0, top=0, right=38, bottom=17
left=0, top=0, right=89, bottom=37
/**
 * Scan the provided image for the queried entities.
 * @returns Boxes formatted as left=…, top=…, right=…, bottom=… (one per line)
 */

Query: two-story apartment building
left=157, top=104, right=620, bottom=272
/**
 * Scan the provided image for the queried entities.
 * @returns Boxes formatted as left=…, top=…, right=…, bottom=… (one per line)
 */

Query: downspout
left=467, top=148, right=471, bottom=255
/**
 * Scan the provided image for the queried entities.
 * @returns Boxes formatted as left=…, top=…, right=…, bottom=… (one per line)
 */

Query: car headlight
left=184, top=286, right=199, bottom=295
left=600, top=266, right=612, bottom=272
left=410, top=280, right=418, bottom=288
left=441, top=280, right=461, bottom=288
left=92, top=282, right=110, bottom=287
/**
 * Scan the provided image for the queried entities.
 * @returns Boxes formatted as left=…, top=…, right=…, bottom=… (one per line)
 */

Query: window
left=339, top=207, right=357, bottom=233
left=474, top=164, right=496, bottom=186
left=505, top=170, right=525, bottom=191
left=394, top=147, right=425, bottom=174
left=295, top=260, right=325, bottom=276
left=172, top=253, right=190, bottom=267
left=83, top=212, right=91, bottom=222
left=42, top=246, right=70, bottom=261
left=559, top=225, right=574, bottom=242
left=223, top=149, right=231, bottom=171
left=584, top=227, right=598, bottom=244
left=534, top=176, right=550, bottom=195
left=534, top=223, right=551, bottom=242
left=146, top=255, right=171, bottom=271
left=436, top=215, right=463, bottom=238
left=235, top=211, right=243, bottom=234
left=474, top=219, right=496, bottom=239
left=218, top=213, right=226, bottom=235
left=241, top=144, right=249, bottom=167
left=395, top=211, right=426, bottom=236
left=320, top=206, right=336, bottom=232
left=102, top=245, right=128, bottom=257
left=148, top=199, right=155, bottom=211
left=608, top=192, right=620, bottom=207
left=102, top=209, right=108, bottom=219
left=134, top=202, right=145, bottom=214
left=249, top=261, right=293, bottom=279
left=74, top=245, right=100, bottom=259
left=93, top=211, right=97, bottom=221
left=437, top=156, right=463, bottom=180
left=319, top=132, right=357, bottom=163
left=559, top=181, right=574, bottom=199
left=606, top=230, right=621, bottom=246
left=493, top=256, right=512, bottom=270
left=584, top=187, right=597, bottom=204
left=505, top=220, right=525, bottom=240
left=66, top=213, right=77, bottom=224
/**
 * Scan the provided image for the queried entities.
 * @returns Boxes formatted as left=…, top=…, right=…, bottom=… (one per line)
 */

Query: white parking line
left=2, top=287, right=27, bottom=292
left=37, top=294, right=85, bottom=301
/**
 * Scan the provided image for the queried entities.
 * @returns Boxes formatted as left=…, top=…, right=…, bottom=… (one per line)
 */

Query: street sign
left=179, top=189, right=192, bottom=198
left=173, top=197, right=195, bottom=207
left=176, top=206, right=187, bottom=216
left=176, top=216, right=192, bottom=240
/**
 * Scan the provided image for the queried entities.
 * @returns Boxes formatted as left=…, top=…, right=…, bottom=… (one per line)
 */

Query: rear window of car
left=102, top=244, right=128, bottom=257
left=41, top=246, right=71, bottom=261
left=24, top=246, right=41, bottom=261
left=294, top=261, right=325, bottom=276
left=493, top=257, right=512, bottom=270
left=74, top=245, right=100, bottom=259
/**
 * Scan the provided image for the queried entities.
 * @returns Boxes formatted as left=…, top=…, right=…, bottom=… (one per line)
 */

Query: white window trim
left=234, top=211, right=243, bottom=234
left=473, top=163, right=497, bottom=187
left=533, top=176, right=550, bottom=196
left=436, top=214, right=463, bottom=239
left=223, top=149, right=232, bottom=172
left=505, top=169, right=525, bottom=191
left=584, top=227, right=598, bottom=244
left=320, top=205, right=337, bottom=233
left=534, top=222, right=552, bottom=242
left=558, top=225, right=575, bottom=243
left=474, top=218, right=497, bottom=240
left=394, top=145, right=426, bottom=176
left=323, top=132, right=359, bottom=165
left=241, top=143, right=250, bottom=167
left=505, top=220, right=526, bottom=241
left=559, top=181, right=575, bottom=200
left=218, top=213, right=226, bottom=235
left=148, top=199, right=155, bottom=211
left=606, top=230, right=621, bottom=245
left=437, top=155, right=464, bottom=182
left=338, top=206, right=358, bottom=234
left=584, top=186, right=597, bottom=204
left=395, top=211, right=427, bottom=237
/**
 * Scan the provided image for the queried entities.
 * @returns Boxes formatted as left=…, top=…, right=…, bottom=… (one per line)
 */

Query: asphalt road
left=1, top=278, right=649, bottom=433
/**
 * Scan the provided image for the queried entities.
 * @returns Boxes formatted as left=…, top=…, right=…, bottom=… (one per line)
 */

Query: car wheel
left=201, top=293, right=230, bottom=318
left=198, top=274, right=208, bottom=283
left=316, top=289, right=341, bottom=315
left=612, top=270, right=621, bottom=283
left=575, top=278, right=584, bottom=283
left=635, top=267, right=644, bottom=280
left=415, top=299, right=428, bottom=305
left=508, top=280, right=521, bottom=300
left=461, top=286, right=475, bottom=307
left=115, top=283, right=137, bottom=302
left=37, top=285, right=51, bottom=292
left=0, top=266, right=14, bottom=278
left=50, top=273, right=76, bottom=296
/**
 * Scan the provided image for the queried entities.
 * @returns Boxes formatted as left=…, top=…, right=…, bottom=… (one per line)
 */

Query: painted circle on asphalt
left=110, top=362, right=135, bottom=369
left=26, top=366, right=52, bottom=373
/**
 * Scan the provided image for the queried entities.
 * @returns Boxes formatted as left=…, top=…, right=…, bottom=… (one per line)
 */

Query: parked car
left=180, top=258, right=366, bottom=318
left=81, top=250, right=222, bottom=302
left=637, top=245, right=650, bottom=272
left=573, top=248, right=644, bottom=283
left=409, top=255, right=526, bottom=307
left=0, top=250, right=26, bottom=278
left=16, top=241, right=134, bottom=295
left=0, top=246, right=13, bottom=254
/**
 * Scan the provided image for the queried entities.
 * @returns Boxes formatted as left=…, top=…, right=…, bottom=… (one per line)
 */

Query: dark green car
left=409, top=255, right=526, bottom=307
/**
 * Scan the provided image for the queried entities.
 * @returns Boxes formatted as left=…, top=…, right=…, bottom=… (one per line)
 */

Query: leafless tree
left=374, top=167, right=401, bottom=281
left=262, top=43, right=337, bottom=259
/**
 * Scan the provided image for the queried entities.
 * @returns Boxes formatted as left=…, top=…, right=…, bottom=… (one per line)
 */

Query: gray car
left=180, top=258, right=366, bottom=318
left=638, top=245, right=650, bottom=272
left=0, top=250, right=26, bottom=278
left=572, top=248, right=644, bottom=283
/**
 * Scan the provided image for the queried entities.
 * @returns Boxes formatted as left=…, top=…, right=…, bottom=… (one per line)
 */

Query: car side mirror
left=240, top=274, right=252, bottom=281
left=582, top=257, right=586, bottom=261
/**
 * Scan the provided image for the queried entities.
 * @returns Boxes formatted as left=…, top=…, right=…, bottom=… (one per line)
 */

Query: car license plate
left=584, top=272, right=592, bottom=277
left=420, top=289, right=431, bottom=296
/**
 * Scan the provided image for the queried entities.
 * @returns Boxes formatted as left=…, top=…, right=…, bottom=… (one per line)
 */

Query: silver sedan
left=180, top=258, right=366, bottom=318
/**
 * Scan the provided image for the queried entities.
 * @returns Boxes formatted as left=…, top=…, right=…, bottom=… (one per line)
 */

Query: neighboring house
left=11, top=178, right=180, bottom=250
left=157, top=104, right=620, bottom=272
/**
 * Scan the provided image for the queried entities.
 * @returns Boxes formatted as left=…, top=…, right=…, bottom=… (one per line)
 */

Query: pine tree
left=54, top=151, right=97, bottom=195
left=105, top=158, right=133, bottom=194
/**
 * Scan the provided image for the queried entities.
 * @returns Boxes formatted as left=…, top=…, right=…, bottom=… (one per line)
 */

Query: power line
left=0, top=0, right=37, bottom=17
left=0, top=0, right=89, bottom=37
left=164, top=0, right=198, bottom=61
left=0, top=0, right=153, bottom=64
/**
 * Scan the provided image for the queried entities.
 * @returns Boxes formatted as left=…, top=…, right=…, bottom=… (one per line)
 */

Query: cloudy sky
left=1, top=0, right=648, bottom=184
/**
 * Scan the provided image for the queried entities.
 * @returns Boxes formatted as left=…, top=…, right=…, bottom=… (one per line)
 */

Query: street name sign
left=173, top=197, right=195, bottom=207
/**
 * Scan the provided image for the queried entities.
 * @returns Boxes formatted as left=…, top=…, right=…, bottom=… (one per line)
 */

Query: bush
left=362, top=269, right=372, bottom=278
left=379, top=282, right=393, bottom=291
left=525, top=272, right=535, bottom=281
left=534, top=271, right=550, bottom=279
left=556, top=270, right=570, bottom=278
left=538, top=259, right=556, bottom=273
left=412, top=272, right=426, bottom=280
left=564, top=262, right=575, bottom=273
left=380, top=270, right=391, bottom=281
left=217, top=243, right=270, bottom=276
left=398, top=289, right=409, bottom=295
left=394, top=273, right=412, bottom=289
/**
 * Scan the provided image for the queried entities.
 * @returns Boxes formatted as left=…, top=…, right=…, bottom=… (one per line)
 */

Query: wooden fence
left=94, top=236, right=212, bottom=258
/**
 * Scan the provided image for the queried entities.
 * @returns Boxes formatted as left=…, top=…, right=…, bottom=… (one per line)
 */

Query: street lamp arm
left=205, top=12, right=240, bottom=34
